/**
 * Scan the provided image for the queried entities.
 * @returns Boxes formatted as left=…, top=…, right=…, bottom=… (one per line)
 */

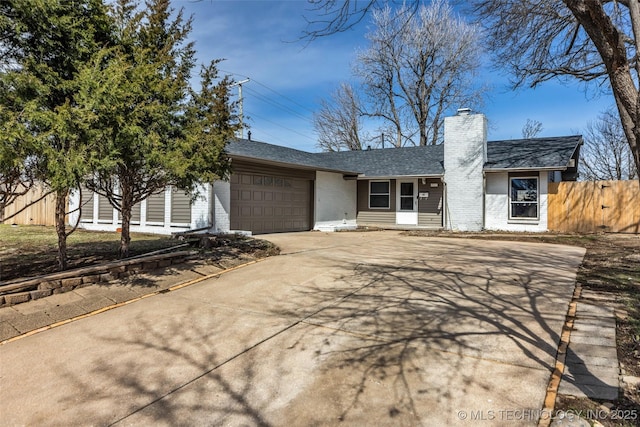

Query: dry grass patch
left=0, top=226, right=280, bottom=283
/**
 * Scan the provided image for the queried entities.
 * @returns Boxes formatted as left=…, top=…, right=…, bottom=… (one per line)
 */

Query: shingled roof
left=226, top=135, right=582, bottom=176
left=315, top=144, right=444, bottom=177
left=485, top=136, right=582, bottom=170
left=226, top=139, right=332, bottom=171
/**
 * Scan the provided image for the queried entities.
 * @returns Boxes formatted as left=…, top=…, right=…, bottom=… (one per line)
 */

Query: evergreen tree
left=0, top=0, right=112, bottom=269
left=80, top=0, right=239, bottom=258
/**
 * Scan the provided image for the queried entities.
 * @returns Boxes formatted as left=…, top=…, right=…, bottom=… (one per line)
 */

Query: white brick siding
left=313, top=171, right=357, bottom=231
left=485, top=172, right=549, bottom=232
left=212, top=180, right=231, bottom=232
left=443, top=112, right=487, bottom=231
left=190, top=183, right=212, bottom=229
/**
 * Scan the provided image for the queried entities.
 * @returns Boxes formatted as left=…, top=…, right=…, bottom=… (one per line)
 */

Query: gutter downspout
left=209, top=181, right=215, bottom=232
left=482, top=171, right=486, bottom=231
left=441, top=176, right=449, bottom=230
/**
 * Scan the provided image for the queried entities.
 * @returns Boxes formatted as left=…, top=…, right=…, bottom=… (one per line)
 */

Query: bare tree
left=468, top=0, right=640, bottom=181
left=314, top=83, right=366, bottom=151
left=521, top=119, right=543, bottom=139
left=582, top=107, right=637, bottom=181
left=300, top=0, right=640, bottom=179
left=355, top=2, right=485, bottom=146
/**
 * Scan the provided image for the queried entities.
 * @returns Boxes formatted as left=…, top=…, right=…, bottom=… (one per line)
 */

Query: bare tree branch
left=356, top=2, right=486, bottom=146
left=468, top=0, right=640, bottom=180
left=300, top=0, right=419, bottom=42
left=314, top=83, right=367, bottom=151
left=581, top=106, right=637, bottom=181
left=521, top=119, right=543, bottom=139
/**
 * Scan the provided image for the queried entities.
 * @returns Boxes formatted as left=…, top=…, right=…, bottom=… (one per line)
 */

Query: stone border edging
left=0, top=257, right=265, bottom=345
left=0, top=251, right=196, bottom=307
left=537, top=283, right=582, bottom=427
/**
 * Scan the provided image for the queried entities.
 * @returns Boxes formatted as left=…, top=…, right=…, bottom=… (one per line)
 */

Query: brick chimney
left=443, top=109, right=487, bottom=231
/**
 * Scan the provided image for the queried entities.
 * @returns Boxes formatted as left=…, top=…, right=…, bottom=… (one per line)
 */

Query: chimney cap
left=457, top=108, right=472, bottom=115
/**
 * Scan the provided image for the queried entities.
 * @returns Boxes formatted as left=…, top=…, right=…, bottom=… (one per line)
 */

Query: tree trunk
left=612, top=94, right=640, bottom=186
left=563, top=0, right=640, bottom=184
left=54, top=189, right=68, bottom=270
left=395, top=122, right=403, bottom=148
left=119, top=183, right=133, bottom=259
left=630, top=130, right=640, bottom=186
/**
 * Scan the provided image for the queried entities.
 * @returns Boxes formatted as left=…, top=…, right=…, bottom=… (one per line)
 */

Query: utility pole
left=230, top=79, right=250, bottom=139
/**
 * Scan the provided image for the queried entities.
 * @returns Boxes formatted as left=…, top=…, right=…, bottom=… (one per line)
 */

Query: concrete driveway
left=0, top=231, right=585, bottom=426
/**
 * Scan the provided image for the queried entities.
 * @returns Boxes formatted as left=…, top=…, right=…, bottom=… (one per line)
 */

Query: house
left=69, top=110, right=581, bottom=234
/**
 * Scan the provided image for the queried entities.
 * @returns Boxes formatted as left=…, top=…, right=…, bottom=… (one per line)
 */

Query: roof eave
left=229, top=154, right=359, bottom=174
left=484, top=166, right=568, bottom=173
left=357, top=173, right=444, bottom=180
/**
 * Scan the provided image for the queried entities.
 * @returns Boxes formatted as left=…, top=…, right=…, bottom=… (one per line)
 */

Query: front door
left=396, top=179, right=418, bottom=225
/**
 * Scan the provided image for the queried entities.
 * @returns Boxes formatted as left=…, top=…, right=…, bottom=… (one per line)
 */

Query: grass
left=0, top=225, right=280, bottom=283
left=0, top=224, right=184, bottom=282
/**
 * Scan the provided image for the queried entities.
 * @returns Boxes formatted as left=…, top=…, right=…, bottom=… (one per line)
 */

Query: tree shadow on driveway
left=268, top=240, right=585, bottom=425
left=54, top=304, right=278, bottom=427
left=9, top=237, right=585, bottom=426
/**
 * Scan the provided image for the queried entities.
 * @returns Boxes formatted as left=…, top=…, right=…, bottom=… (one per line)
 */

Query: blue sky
left=179, top=0, right=612, bottom=152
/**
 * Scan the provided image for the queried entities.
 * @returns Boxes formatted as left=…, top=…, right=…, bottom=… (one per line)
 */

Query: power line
left=246, top=111, right=315, bottom=142
left=244, top=86, right=311, bottom=122
left=218, top=68, right=318, bottom=145
left=250, top=79, right=316, bottom=115
left=219, top=69, right=316, bottom=115
left=245, top=127, right=291, bottom=146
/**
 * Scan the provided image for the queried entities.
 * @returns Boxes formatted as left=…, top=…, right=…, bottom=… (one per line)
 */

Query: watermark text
left=455, top=408, right=638, bottom=422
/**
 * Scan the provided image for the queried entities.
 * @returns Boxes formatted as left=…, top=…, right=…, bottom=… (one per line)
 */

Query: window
left=510, top=177, right=538, bottom=219
left=369, top=181, right=390, bottom=209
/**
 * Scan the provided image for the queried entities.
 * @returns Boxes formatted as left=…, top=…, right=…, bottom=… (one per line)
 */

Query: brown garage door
left=230, top=172, right=312, bottom=234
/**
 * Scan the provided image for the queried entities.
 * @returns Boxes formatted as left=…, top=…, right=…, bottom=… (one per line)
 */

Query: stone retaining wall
left=0, top=251, right=194, bottom=307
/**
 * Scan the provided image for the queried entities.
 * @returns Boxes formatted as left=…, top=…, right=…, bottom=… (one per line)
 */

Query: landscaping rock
left=127, top=264, right=142, bottom=272
left=39, top=281, right=62, bottom=291
left=142, top=261, right=158, bottom=270
left=0, top=249, right=219, bottom=308
left=61, top=278, right=82, bottom=288
left=29, top=289, right=52, bottom=300
left=5, top=292, right=31, bottom=305
left=82, top=275, right=101, bottom=284
left=53, top=286, right=74, bottom=294
left=158, top=259, right=172, bottom=268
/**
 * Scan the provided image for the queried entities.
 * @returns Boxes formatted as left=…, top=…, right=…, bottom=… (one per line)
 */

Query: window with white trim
left=369, top=181, right=390, bottom=209
left=510, top=177, right=539, bottom=219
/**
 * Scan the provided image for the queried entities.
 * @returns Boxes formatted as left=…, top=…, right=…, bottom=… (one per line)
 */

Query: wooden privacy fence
left=1, top=185, right=58, bottom=226
left=548, top=180, right=640, bottom=234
